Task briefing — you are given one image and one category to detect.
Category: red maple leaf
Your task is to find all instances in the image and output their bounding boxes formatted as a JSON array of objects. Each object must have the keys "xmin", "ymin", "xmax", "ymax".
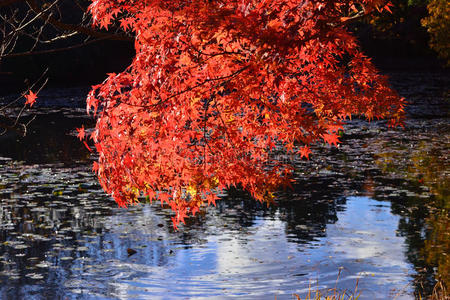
[
  {"xmin": 76, "ymin": 125, "xmax": 86, "ymax": 140},
  {"xmin": 299, "ymin": 146, "xmax": 311, "ymax": 160},
  {"xmin": 322, "ymin": 133, "xmax": 340, "ymax": 147},
  {"xmin": 120, "ymin": 17, "xmax": 134, "ymax": 31},
  {"xmin": 24, "ymin": 90, "xmax": 37, "ymax": 107}
]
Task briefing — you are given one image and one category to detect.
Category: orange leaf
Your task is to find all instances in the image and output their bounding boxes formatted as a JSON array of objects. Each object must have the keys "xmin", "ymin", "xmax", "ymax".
[{"xmin": 24, "ymin": 90, "xmax": 37, "ymax": 107}]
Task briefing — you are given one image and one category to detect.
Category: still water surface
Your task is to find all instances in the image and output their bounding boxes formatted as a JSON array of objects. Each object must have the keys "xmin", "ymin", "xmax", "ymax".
[
  {"xmin": 0, "ymin": 113, "xmax": 436, "ymax": 300},
  {"xmin": 0, "ymin": 158, "xmax": 416, "ymax": 300},
  {"xmin": 0, "ymin": 71, "xmax": 448, "ymax": 299}
]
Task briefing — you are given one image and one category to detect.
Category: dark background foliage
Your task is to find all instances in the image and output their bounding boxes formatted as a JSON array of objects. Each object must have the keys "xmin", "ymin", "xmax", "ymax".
[{"xmin": 0, "ymin": 0, "xmax": 446, "ymax": 93}]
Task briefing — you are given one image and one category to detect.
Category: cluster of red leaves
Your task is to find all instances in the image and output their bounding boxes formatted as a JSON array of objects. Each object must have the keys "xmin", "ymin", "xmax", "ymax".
[{"xmin": 85, "ymin": 0, "xmax": 404, "ymax": 229}]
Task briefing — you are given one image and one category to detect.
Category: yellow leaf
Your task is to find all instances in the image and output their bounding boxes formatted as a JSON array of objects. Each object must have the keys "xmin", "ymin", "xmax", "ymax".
[{"xmin": 186, "ymin": 184, "xmax": 197, "ymax": 197}]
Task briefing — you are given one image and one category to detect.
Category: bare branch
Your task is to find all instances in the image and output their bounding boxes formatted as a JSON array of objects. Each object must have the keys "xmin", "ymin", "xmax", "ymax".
[
  {"xmin": 3, "ymin": 36, "xmax": 110, "ymax": 58},
  {"xmin": 25, "ymin": 0, "xmax": 133, "ymax": 42},
  {"xmin": 0, "ymin": 0, "xmax": 134, "ymax": 135},
  {"xmin": 0, "ymin": 69, "xmax": 48, "ymax": 136}
]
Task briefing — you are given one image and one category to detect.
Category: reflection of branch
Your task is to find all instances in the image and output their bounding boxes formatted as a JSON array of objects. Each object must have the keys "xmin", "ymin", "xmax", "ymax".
[{"xmin": 0, "ymin": 115, "xmax": 26, "ymax": 136}]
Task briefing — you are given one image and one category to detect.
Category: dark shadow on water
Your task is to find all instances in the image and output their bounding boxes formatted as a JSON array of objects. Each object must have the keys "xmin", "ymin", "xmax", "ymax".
[{"xmin": 0, "ymin": 109, "xmax": 93, "ymax": 164}]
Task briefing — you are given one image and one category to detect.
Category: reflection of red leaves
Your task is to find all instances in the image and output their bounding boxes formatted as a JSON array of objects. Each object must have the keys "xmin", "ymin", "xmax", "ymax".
[
  {"xmin": 299, "ymin": 146, "xmax": 311, "ymax": 159},
  {"xmin": 24, "ymin": 90, "xmax": 37, "ymax": 107},
  {"xmin": 76, "ymin": 125, "xmax": 86, "ymax": 140}
]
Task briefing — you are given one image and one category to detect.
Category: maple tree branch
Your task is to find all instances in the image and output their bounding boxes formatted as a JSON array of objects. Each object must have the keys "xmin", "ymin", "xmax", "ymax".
[
  {"xmin": 210, "ymin": 99, "xmax": 237, "ymax": 151},
  {"xmin": 202, "ymin": 97, "xmax": 209, "ymax": 169},
  {"xmin": 109, "ymin": 66, "xmax": 250, "ymax": 110},
  {"xmin": 166, "ymin": 66, "xmax": 250, "ymax": 102},
  {"xmin": 339, "ymin": 6, "xmax": 367, "ymax": 25}
]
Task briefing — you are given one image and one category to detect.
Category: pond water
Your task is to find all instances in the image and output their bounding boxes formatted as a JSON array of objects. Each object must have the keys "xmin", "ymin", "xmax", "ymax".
[{"xmin": 0, "ymin": 71, "xmax": 448, "ymax": 299}]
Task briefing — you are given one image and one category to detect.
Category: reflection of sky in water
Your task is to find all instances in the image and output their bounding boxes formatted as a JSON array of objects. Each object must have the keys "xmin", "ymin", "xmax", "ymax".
[
  {"xmin": 1, "ymin": 73, "xmax": 446, "ymax": 299},
  {"xmin": 84, "ymin": 196, "xmax": 414, "ymax": 300},
  {"xmin": 0, "ymin": 156, "xmax": 416, "ymax": 300}
]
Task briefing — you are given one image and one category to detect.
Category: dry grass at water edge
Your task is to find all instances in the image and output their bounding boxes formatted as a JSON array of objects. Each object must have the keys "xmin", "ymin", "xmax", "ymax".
[
  {"xmin": 276, "ymin": 273, "xmax": 448, "ymax": 299},
  {"xmin": 277, "ymin": 270, "xmax": 361, "ymax": 300},
  {"xmin": 291, "ymin": 283, "xmax": 360, "ymax": 300},
  {"xmin": 420, "ymin": 280, "xmax": 449, "ymax": 300}
]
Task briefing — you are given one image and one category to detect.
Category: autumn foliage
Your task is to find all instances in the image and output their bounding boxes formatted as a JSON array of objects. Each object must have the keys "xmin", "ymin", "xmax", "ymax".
[
  {"xmin": 25, "ymin": 91, "xmax": 38, "ymax": 107},
  {"xmin": 422, "ymin": 0, "xmax": 450, "ymax": 65},
  {"xmin": 84, "ymin": 0, "xmax": 405, "ymax": 228}
]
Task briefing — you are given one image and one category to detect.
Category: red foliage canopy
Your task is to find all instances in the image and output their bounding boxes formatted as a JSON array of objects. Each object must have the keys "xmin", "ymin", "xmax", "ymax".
[{"xmin": 85, "ymin": 0, "xmax": 404, "ymax": 228}]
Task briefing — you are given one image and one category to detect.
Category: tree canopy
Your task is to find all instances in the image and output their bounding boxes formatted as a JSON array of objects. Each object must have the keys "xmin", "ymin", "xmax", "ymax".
[
  {"xmin": 422, "ymin": 0, "xmax": 450, "ymax": 64},
  {"xmin": 84, "ymin": 0, "xmax": 405, "ymax": 228}
]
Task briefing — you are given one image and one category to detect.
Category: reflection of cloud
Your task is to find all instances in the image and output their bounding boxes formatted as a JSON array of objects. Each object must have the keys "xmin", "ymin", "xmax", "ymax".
[
  {"xmin": 214, "ymin": 216, "xmax": 299, "ymax": 277},
  {"xmin": 326, "ymin": 196, "xmax": 412, "ymax": 281},
  {"xmin": 337, "ymin": 238, "xmax": 385, "ymax": 260},
  {"xmin": 95, "ymin": 198, "xmax": 415, "ymax": 299},
  {"xmin": 1, "ymin": 193, "xmax": 415, "ymax": 299}
]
